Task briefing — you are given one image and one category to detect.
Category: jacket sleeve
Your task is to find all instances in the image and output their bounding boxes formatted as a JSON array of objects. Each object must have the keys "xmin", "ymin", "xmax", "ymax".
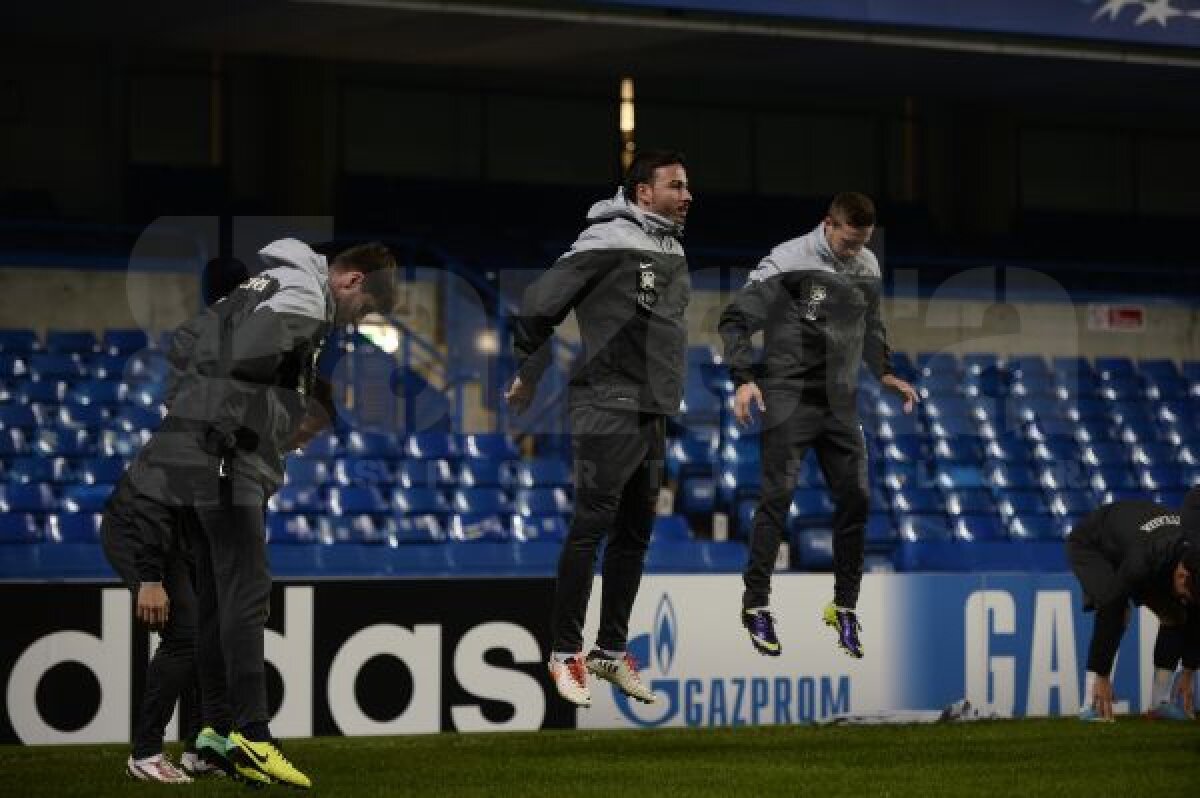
[
  {"xmin": 860, "ymin": 278, "xmax": 894, "ymax": 380},
  {"xmin": 133, "ymin": 526, "xmax": 168, "ymax": 584},
  {"xmin": 512, "ymin": 251, "xmax": 610, "ymax": 386},
  {"xmin": 718, "ymin": 277, "xmax": 780, "ymax": 388},
  {"xmin": 1086, "ymin": 597, "xmax": 1129, "ymax": 676}
]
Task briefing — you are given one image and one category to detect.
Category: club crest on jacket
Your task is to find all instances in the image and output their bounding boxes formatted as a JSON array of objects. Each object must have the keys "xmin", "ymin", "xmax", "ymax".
[{"xmin": 637, "ymin": 265, "xmax": 658, "ymax": 309}]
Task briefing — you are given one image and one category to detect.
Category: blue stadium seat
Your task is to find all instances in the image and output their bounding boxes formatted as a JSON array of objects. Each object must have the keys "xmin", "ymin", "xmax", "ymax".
[
  {"xmin": 329, "ymin": 486, "xmax": 389, "ymax": 515},
  {"xmin": 7, "ymin": 457, "xmax": 72, "ymax": 484},
  {"xmin": 680, "ymin": 476, "xmax": 717, "ymax": 515},
  {"xmin": 1048, "ymin": 491, "xmax": 1092, "ymax": 518},
  {"xmin": 0, "ymin": 354, "xmax": 28, "ymax": 381},
  {"xmin": 268, "ymin": 485, "xmax": 325, "ymax": 514},
  {"xmin": 86, "ymin": 354, "xmax": 127, "ymax": 382},
  {"xmin": 76, "ymin": 457, "xmax": 127, "ymax": 485},
  {"xmin": 44, "ymin": 330, "xmax": 96, "ymax": 354},
  {"xmin": 1177, "ymin": 442, "xmax": 1199, "ymax": 466},
  {"xmin": 935, "ymin": 465, "xmax": 987, "ymax": 491},
  {"xmin": 0, "ymin": 405, "xmax": 38, "ymax": 430},
  {"xmin": 882, "ymin": 437, "xmax": 927, "ymax": 463},
  {"xmin": 996, "ymin": 491, "xmax": 1049, "ymax": 518},
  {"xmin": 17, "ymin": 382, "xmax": 69, "ymax": 408},
  {"xmin": 1132, "ymin": 441, "xmax": 1181, "ymax": 467},
  {"xmin": 342, "ymin": 431, "xmax": 402, "ymax": 458},
  {"xmin": 515, "ymin": 457, "xmax": 573, "ymax": 489},
  {"xmin": 883, "ymin": 462, "xmax": 929, "ymax": 492},
  {"xmin": 0, "ymin": 329, "xmax": 39, "ymax": 354},
  {"xmin": 1107, "ymin": 401, "xmax": 1155, "ymax": 427},
  {"xmin": 462, "ymin": 433, "xmax": 520, "ymax": 461},
  {"xmin": 918, "ymin": 352, "xmax": 960, "ymax": 375},
  {"xmin": 0, "ymin": 483, "xmax": 56, "ymax": 512},
  {"xmin": 1008, "ymin": 377, "xmax": 1057, "ymax": 398},
  {"xmin": 922, "ymin": 396, "xmax": 975, "ymax": 419},
  {"xmin": 405, "ymin": 433, "xmax": 459, "ymax": 461},
  {"xmin": 931, "ymin": 437, "xmax": 984, "ymax": 464},
  {"xmin": 1008, "ymin": 515, "xmax": 1068, "ymax": 541},
  {"xmin": 46, "ymin": 513, "xmax": 103, "ymax": 543},
  {"xmin": 985, "ymin": 434, "xmax": 1032, "ymax": 463},
  {"xmin": 896, "ymin": 514, "xmax": 954, "ymax": 542},
  {"xmin": 928, "ymin": 416, "xmax": 981, "ymax": 439},
  {"xmin": 866, "ymin": 513, "xmax": 895, "ymax": 543},
  {"xmin": 890, "ymin": 352, "xmax": 917, "ymax": 378},
  {"xmin": 653, "ymin": 515, "xmax": 693, "ymax": 541},
  {"xmin": 97, "ymin": 428, "xmax": 149, "ymax": 458},
  {"xmin": 395, "ymin": 460, "xmax": 441, "ymax": 489},
  {"xmin": 300, "ymin": 433, "xmax": 339, "ymax": 458},
  {"xmin": 735, "ymin": 498, "xmax": 758, "ymax": 538},
  {"xmin": 32, "ymin": 429, "xmax": 92, "ymax": 457},
  {"xmin": 68, "ymin": 381, "xmax": 126, "ymax": 406},
  {"xmin": 1099, "ymin": 382, "xmax": 1142, "ymax": 402},
  {"xmin": 720, "ymin": 437, "xmax": 761, "ymax": 466},
  {"xmin": 458, "ymin": 459, "xmax": 515, "ymax": 488},
  {"xmin": 123, "ymin": 382, "xmax": 166, "ymax": 409},
  {"xmin": 962, "ymin": 353, "xmax": 1000, "ymax": 375},
  {"xmin": 448, "ymin": 513, "xmax": 514, "ymax": 543},
  {"xmin": 1082, "ymin": 441, "xmax": 1131, "ymax": 467},
  {"xmin": 515, "ymin": 487, "xmax": 573, "ymax": 517},
  {"xmin": 333, "ymin": 457, "xmax": 394, "ymax": 485},
  {"xmin": 1139, "ymin": 465, "xmax": 1185, "ymax": 492},
  {"xmin": 1156, "ymin": 400, "xmax": 1195, "ymax": 427},
  {"xmin": 1089, "ymin": 466, "xmax": 1138, "ymax": 493},
  {"xmin": 124, "ymin": 351, "xmax": 170, "ymax": 383},
  {"xmin": 1094, "ymin": 357, "xmax": 1135, "ymax": 381},
  {"xmin": 61, "ymin": 484, "xmax": 114, "ymax": 512},
  {"xmin": 29, "ymin": 354, "xmax": 86, "ymax": 381},
  {"xmin": 963, "ymin": 370, "xmax": 1010, "ymax": 400},
  {"xmin": 1075, "ymin": 419, "xmax": 1117, "ymax": 443},
  {"xmin": 667, "ymin": 435, "xmax": 717, "ymax": 481},
  {"xmin": 513, "ymin": 515, "xmax": 568, "ymax": 543},
  {"xmin": 1031, "ymin": 438, "xmax": 1081, "ymax": 463},
  {"xmin": 944, "ymin": 489, "xmax": 995, "ymax": 515},
  {"xmin": 1141, "ymin": 372, "xmax": 1186, "ymax": 401},
  {"xmin": 266, "ymin": 514, "xmax": 323, "ymax": 544},
  {"xmin": 791, "ymin": 526, "xmax": 833, "ymax": 570},
  {"xmin": 394, "ymin": 515, "xmax": 447, "ymax": 543},
  {"xmin": 892, "ymin": 487, "xmax": 943, "ymax": 514},
  {"xmin": 1152, "ymin": 490, "xmax": 1188, "ymax": 508},
  {"xmin": 791, "ymin": 488, "xmax": 835, "ymax": 520},
  {"xmin": 985, "ymin": 462, "xmax": 1040, "ymax": 490},
  {"xmin": 0, "ymin": 513, "xmax": 43, "ymax": 543},
  {"xmin": 1009, "ymin": 355, "xmax": 1051, "ymax": 381},
  {"xmin": 325, "ymin": 515, "xmax": 394, "ymax": 545},
  {"xmin": 681, "ymin": 387, "xmax": 723, "ymax": 425},
  {"xmin": 102, "ymin": 329, "xmax": 149, "ymax": 355},
  {"xmin": 57, "ymin": 404, "xmax": 110, "ymax": 429},
  {"xmin": 954, "ymin": 514, "xmax": 1008, "ymax": 542},
  {"xmin": 113, "ymin": 405, "xmax": 163, "ymax": 433},
  {"xmin": 0, "ymin": 430, "xmax": 27, "ymax": 457},
  {"xmin": 877, "ymin": 414, "xmax": 924, "ymax": 439},
  {"xmin": 393, "ymin": 487, "xmax": 451, "ymax": 515},
  {"xmin": 285, "ymin": 458, "xmax": 331, "ymax": 486},
  {"xmin": 873, "ymin": 392, "xmax": 914, "ymax": 418}
]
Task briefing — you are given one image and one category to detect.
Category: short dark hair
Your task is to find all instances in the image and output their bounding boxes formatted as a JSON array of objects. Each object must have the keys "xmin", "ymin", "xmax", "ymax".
[
  {"xmin": 333, "ymin": 242, "xmax": 398, "ymax": 314},
  {"xmin": 623, "ymin": 149, "xmax": 687, "ymax": 203},
  {"xmin": 828, "ymin": 192, "xmax": 877, "ymax": 228}
]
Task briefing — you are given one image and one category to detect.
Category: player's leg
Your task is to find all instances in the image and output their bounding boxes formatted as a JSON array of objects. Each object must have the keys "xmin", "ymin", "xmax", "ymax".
[
  {"xmin": 194, "ymin": 475, "xmax": 308, "ymax": 788},
  {"xmin": 741, "ymin": 388, "xmax": 818, "ymax": 656},
  {"xmin": 548, "ymin": 405, "xmax": 648, "ymax": 706},
  {"xmin": 99, "ymin": 479, "xmax": 192, "ymax": 784},
  {"xmin": 587, "ymin": 412, "xmax": 663, "ymax": 703},
  {"xmin": 814, "ymin": 409, "xmax": 870, "ymax": 658},
  {"xmin": 1146, "ymin": 624, "xmax": 1190, "ymax": 719}
]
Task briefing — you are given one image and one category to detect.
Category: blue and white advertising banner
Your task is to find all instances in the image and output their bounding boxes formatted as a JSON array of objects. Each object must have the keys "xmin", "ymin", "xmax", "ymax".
[
  {"xmin": 579, "ymin": 573, "xmax": 1169, "ymax": 729},
  {"xmin": 588, "ymin": 1, "xmax": 1200, "ymax": 50}
]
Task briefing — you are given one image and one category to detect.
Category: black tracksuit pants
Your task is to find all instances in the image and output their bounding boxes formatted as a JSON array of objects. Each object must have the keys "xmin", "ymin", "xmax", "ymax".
[
  {"xmin": 100, "ymin": 481, "xmax": 231, "ymax": 758},
  {"xmin": 550, "ymin": 405, "xmax": 665, "ymax": 654},
  {"xmin": 743, "ymin": 387, "xmax": 869, "ymax": 611},
  {"xmin": 186, "ymin": 473, "xmax": 273, "ymax": 736}
]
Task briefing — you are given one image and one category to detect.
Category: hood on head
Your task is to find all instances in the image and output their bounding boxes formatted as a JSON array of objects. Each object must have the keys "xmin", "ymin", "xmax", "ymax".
[
  {"xmin": 258, "ymin": 238, "xmax": 329, "ymax": 282},
  {"xmin": 587, "ymin": 189, "xmax": 682, "ymax": 238}
]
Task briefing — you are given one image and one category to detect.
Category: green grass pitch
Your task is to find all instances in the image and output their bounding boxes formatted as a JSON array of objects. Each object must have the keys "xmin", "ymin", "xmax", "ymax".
[{"xmin": 1, "ymin": 720, "xmax": 1197, "ymax": 797}]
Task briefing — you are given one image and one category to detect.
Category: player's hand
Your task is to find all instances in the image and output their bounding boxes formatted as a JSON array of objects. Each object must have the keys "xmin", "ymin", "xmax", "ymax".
[
  {"xmin": 505, "ymin": 375, "xmax": 534, "ymax": 416},
  {"xmin": 882, "ymin": 374, "xmax": 919, "ymax": 414},
  {"xmin": 1092, "ymin": 675, "xmax": 1115, "ymax": 720},
  {"xmin": 1174, "ymin": 668, "xmax": 1195, "ymax": 715},
  {"xmin": 137, "ymin": 582, "xmax": 170, "ymax": 631},
  {"xmin": 734, "ymin": 382, "xmax": 765, "ymax": 427}
]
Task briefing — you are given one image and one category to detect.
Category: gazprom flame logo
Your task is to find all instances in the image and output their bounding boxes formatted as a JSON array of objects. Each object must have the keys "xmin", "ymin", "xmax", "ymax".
[{"xmin": 614, "ymin": 594, "xmax": 681, "ymax": 727}]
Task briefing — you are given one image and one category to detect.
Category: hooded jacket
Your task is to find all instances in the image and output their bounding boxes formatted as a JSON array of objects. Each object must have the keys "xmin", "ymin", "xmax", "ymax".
[
  {"xmin": 718, "ymin": 223, "xmax": 892, "ymax": 407},
  {"xmin": 1070, "ymin": 500, "xmax": 1198, "ymax": 674},
  {"xmin": 130, "ymin": 238, "xmax": 334, "ymax": 494},
  {"xmin": 512, "ymin": 190, "xmax": 690, "ymax": 415}
]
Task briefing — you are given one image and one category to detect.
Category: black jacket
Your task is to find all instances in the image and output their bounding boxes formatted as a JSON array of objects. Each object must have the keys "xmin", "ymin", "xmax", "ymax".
[
  {"xmin": 513, "ymin": 191, "xmax": 690, "ymax": 415},
  {"xmin": 719, "ymin": 224, "xmax": 892, "ymax": 407},
  {"xmin": 1070, "ymin": 500, "xmax": 1198, "ymax": 673},
  {"xmin": 130, "ymin": 239, "xmax": 333, "ymax": 495}
]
